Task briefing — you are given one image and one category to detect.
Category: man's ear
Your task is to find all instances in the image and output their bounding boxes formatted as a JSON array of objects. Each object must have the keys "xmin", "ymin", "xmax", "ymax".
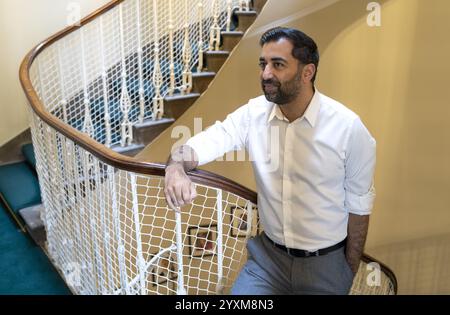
[{"xmin": 302, "ymin": 64, "xmax": 316, "ymax": 83}]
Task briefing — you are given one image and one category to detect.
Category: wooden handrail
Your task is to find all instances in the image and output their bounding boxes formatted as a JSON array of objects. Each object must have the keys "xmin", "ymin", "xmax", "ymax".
[{"xmin": 18, "ymin": 0, "xmax": 257, "ymax": 204}]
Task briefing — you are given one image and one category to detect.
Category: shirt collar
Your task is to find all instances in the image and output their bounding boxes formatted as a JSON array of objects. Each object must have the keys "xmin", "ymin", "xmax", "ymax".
[
  {"xmin": 268, "ymin": 89, "xmax": 321, "ymax": 128},
  {"xmin": 268, "ymin": 102, "xmax": 289, "ymax": 123}
]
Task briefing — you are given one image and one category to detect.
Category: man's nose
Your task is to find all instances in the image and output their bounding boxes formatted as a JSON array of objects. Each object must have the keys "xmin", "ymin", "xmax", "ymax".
[{"xmin": 261, "ymin": 65, "xmax": 274, "ymax": 80}]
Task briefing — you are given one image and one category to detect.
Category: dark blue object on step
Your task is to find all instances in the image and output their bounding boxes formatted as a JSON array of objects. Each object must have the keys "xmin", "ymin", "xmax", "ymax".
[{"xmin": 0, "ymin": 162, "xmax": 41, "ymax": 213}]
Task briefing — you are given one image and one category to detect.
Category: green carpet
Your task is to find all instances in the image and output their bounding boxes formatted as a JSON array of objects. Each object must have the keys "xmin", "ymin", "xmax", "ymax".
[{"xmin": 0, "ymin": 202, "xmax": 70, "ymax": 295}]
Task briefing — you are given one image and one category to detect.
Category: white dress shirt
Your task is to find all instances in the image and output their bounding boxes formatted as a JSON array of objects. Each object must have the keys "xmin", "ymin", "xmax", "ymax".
[{"xmin": 186, "ymin": 90, "xmax": 376, "ymax": 251}]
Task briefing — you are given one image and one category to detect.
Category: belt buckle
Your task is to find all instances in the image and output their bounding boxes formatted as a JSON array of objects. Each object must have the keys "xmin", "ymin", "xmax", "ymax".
[{"xmin": 304, "ymin": 250, "xmax": 320, "ymax": 257}]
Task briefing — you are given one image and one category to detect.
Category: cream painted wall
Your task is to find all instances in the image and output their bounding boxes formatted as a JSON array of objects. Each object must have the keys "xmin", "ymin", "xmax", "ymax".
[
  {"xmin": 139, "ymin": 0, "xmax": 450, "ymax": 248},
  {"xmin": 0, "ymin": 0, "xmax": 110, "ymax": 146},
  {"xmin": 314, "ymin": 0, "xmax": 450, "ymax": 247}
]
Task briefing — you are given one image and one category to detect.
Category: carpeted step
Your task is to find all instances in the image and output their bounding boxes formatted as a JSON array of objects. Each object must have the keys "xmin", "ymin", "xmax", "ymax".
[
  {"xmin": 0, "ymin": 202, "xmax": 70, "ymax": 294},
  {"xmin": 0, "ymin": 162, "xmax": 41, "ymax": 215}
]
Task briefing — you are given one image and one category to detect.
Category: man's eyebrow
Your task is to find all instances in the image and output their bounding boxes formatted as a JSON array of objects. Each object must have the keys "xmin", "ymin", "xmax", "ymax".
[
  {"xmin": 270, "ymin": 57, "xmax": 287, "ymax": 63},
  {"xmin": 259, "ymin": 57, "xmax": 288, "ymax": 63}
]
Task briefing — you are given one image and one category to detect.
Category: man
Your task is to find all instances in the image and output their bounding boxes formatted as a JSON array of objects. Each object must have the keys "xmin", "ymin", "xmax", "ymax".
[{"xmin": 164, "ymin": 27, "xmax": 376, "ymax": 295}]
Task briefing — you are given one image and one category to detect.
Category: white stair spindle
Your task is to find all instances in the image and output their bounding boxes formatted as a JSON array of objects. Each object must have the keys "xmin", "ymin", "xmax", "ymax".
[
  {"xmin": 108, "ymin": 167, "xmax": 129, "ymax": 294},
  {"xmin": 197, "ymin": 1, "xmax": 204, "ymax": 73},
  {"xmin": 82, "ymin": 151, "xmax": 100, "ymax": 294},
  {"xmin": 175, "ymin": 210, "xmax": 187, "ymax": 295},
  {"xmin": 64, "ymin": 141, "xmax": 83, "ymax": 291},
  {"xmin": 216, "ymin": 189, "xmax": 224, "ymax": 294},
  {"xmin": 119, "ymin": 4, "xmax": 133, "ymax": 146},
  {"xmin": 226, "ymin": 0, "xmax": 233, "ymax": 32},
  {"xmin": 136, "ymin": 0, "xmax": 145, "ymax": 123},
  {"xmin": 209, "ymin": 0, "xmax": 221, "ymax": 51},
  {"xmin": 99, "ymin": 17, "xmax": 112, "ymax": 147},
  {"xmin": 130, "ymin": 173, "xmax": 146, "ymax": 295},
  {"xmin": 80, "ymin": 29, "xmax": 94, "ymax": 138},
  {"xmin": 94, "ymin": 160, "xmax": 114, "ymax": 293},
  {"xmin": 182, "ymin": 0, "xmax": 192, "ymax": 95},
  {"xmin": 168, "ymin": 0, "xmax": 176, "ymax": 96},
  {"xmin": 239, "ymin": 0, "xmax": 250, "ymax": 12},
  {"xmin": 57, "ymin": 43, "xmax": 68, "ymax": 123},
  {"xmin": 152, "ymin": 0, "xmax": 164, "ymax": 119},
  {"xmin": 246, "ymin": 201, "xmax": 253, "ymax": 239},
  {"xmin": 69, "ymin": 143, "xmax": 88, "ymax": 293}
]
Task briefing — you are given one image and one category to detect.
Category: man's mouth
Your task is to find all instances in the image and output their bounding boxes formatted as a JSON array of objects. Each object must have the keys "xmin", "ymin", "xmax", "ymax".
[{"xmin": 263, "ymin": 84, "xmax": 278, "ymax": 93}]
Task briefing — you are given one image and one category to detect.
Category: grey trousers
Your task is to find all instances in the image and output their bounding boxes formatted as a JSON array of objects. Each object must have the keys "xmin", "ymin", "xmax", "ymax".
[{"xmin": 231, "ymin": 233, "xmax": 355, "ymax": 295}]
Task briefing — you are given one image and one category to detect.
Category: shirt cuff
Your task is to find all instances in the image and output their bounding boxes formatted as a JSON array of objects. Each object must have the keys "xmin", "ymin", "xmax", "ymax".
[
  {"xmin": 185, "ymin": 137, "xmax": 208, "ymax": 166},
  {"xmin": 345, "ymin": 185, "xmax": 376, "ymax": 215}
]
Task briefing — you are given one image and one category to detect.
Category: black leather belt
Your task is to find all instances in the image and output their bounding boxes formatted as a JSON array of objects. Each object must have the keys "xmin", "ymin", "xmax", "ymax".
[{"xmin": 264, "ymin": 233, "xmax": 346, "ymax": 257}]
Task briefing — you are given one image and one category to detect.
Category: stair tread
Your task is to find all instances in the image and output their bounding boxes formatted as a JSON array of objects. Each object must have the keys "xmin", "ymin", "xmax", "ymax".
[
  {"xmin": 19, "ymin": 204, "xmax": 44, "ymax": 230},
  {"xmin": 205, "ymin": 51, "xmax": 230, "ymax": 56},
  {"xmin": 221, "ymin": 31, "xmax": 245, "ymax": 36},
  {"xmin": 134, "ymin": 117, "xmax": 175, "ymax": 128},
  {"xmin": 235, "ymin": 10, "xmax": 258, "ymax": 16},
  {"xmin": 165, "ymin": 93, "xmax": 201, "ymax": 101},
  {"xmin": 192, "ymin": 72, "xmax": 216, "ymax": 78},
  {"xmin": 111, "ymin": 143, "xmax": 145, "ymax": 154}
]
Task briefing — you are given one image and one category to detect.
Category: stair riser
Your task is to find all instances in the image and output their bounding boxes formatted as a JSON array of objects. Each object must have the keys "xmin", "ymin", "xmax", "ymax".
[
  {"xmin": 236, "ymin": 14, "xmax": 257, "ymax": 32},
  {"xmin": 222, "ymin": 34, "xmax": 243, "ymax": 52},
  {"xmin": 164, "ymin": 97, "xmax": 199, "ymax": 119},
  {"xmin": 205, "ymin": 53, "xmax": 229, "ymax": 73},
  {"xmin": 192, "ymin": 75, "xmax": 215, "ymax": 94},
  {"xmin": 133, "ymin": 122, "xmax": 173, "ymax": 145}
]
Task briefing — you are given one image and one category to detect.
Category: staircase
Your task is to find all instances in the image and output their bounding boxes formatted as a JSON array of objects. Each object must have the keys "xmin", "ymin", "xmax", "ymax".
[
  {"xmin": 15, "ymin": 0, "xmax": 267, "ymax": 241},
  {"xmin": 54, "ymin": 0, "xmax": 268, "ymax": 157},
  {"xmin": 0, "ymin": 143, "xmax": 70, "ymax": 294},
  {"xmin": 125, "ymin": 1, "xmax": 266, "ymax": 157}
]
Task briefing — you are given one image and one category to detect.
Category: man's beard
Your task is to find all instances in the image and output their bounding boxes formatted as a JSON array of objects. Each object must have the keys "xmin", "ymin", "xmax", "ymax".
[{"xmin": 261, "ymin": 72, "xmax": 302, "ymax": 105}]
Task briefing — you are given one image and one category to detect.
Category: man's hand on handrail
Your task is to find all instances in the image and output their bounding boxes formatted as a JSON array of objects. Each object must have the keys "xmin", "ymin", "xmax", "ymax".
[{"xmin": 164, "ymin": 145, "xmax": 199, "ymax": 211}]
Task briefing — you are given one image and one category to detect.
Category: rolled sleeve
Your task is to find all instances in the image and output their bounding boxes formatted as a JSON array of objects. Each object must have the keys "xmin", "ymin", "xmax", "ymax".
[
  {"xmin": 345, "ymin": 184, "xmax": 376, "ymax": 215},
  {"xmin": 344, "ymin": 117, "xmax": 377, "ymax": 215},
  {"xmin": 185, "ymin": 104, "xmax": 250, "ymax": 166}
]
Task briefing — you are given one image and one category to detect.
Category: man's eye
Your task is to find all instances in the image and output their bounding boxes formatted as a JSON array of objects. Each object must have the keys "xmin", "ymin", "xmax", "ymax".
[
  {"xmin": 274, "ymin": 63, "xmax": 284, "ymax": 68},
  {"xmin": 258, "ymin": 62, "xmax": 266, "ymax": 69}
]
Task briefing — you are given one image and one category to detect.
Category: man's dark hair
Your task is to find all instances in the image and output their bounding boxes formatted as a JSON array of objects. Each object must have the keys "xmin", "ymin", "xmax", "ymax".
[{"xmin": 260, "ymin": 27, "xmax": 319, "ymax": 83}]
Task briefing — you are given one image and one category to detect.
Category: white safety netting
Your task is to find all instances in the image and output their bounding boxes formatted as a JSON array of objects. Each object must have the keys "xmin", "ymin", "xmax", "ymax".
[
  {"xmin": 31, "ymin": 0, "xmax": 248, "ymax": 147},
  {"xmin": 29, "ymin": 110, "xmax": 259, "ymax": 295},
  {"xmin": 26, "ymin": 0, "xmax": 264, "ymax": 296}
]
